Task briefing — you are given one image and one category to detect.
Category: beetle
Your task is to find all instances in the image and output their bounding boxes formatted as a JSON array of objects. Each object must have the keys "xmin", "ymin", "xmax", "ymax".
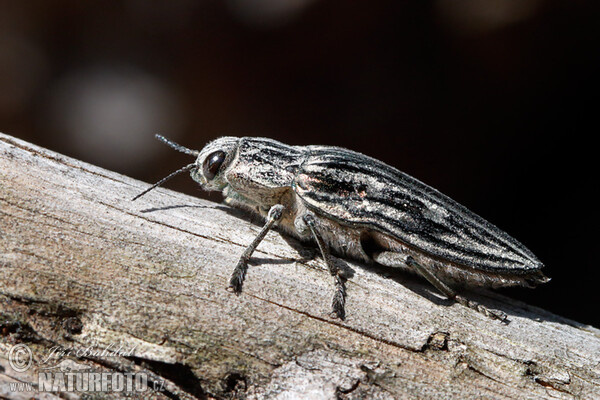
[{"xmin": 133, "ymin": 135, "xmax": 549, "ymax": 322}]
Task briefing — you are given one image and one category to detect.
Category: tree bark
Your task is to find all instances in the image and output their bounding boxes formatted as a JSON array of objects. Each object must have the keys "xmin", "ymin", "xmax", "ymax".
[{"xmin": 0, "ymin": 132, "xmax": 599, "ymax": 399}]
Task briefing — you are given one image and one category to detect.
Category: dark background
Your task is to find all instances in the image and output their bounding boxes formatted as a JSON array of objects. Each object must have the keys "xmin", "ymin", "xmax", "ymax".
[{"xmin": 1, "ymin": 1, "xmax": 597, "ymax": 326}]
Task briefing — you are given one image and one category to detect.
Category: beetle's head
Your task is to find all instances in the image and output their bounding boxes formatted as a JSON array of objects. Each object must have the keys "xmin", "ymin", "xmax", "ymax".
[
  {"xmin": 132, "ymin": 135, "xmax": 239, "ymax": 201},
  {"xmin": 191, "ymin": 136, "xmax": 239, "ymax": 191}
]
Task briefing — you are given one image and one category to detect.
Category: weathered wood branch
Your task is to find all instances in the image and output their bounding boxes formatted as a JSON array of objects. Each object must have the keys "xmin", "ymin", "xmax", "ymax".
[{"xmin": 0, "ymin": 132, "xmax": 599, "ymax": 399}]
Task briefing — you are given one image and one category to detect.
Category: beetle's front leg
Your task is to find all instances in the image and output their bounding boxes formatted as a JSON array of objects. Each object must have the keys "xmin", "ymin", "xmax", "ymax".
[
  {"xmin": 229, "ymin": 204, "xmax": 285, "ymax": 293},
  {"xmin": 298, "ymin": 213, "xmax": 347, "ymax": 320}
]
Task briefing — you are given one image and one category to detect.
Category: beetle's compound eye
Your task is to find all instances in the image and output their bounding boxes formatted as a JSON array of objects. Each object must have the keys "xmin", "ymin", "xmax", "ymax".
[{"xmin": 203, "ymin": 151, "xmax": 226, "ymax": 180}]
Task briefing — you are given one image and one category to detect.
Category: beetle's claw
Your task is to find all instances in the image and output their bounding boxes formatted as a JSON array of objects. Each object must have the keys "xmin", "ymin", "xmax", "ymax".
[
  {"xmin": 330, "ymin": 307, "xmax": 346, "ymax": 321},
  {"xmin": 227, "ymin": 283, "xmax": 243, "ymax": 294}
]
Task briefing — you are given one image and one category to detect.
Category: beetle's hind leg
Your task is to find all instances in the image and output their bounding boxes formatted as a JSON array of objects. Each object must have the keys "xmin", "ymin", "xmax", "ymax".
[
  {"xmin": 374, "ymin": 252, "xmax": 508, "ymax": 323},
  {"xmin": 228, "ymin": 204, "xmax": 285, "ymax": 293},
  {"xmin": 301, "ymin": 213, "xmax": 348, "ymax": 320}
]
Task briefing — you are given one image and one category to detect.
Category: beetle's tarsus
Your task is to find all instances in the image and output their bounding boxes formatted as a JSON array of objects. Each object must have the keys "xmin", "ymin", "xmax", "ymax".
[
  {"xmin": 454, "ymin": 295, "xmax": 508, "ymax": 323},
  {"xmin": 228, "ymin": 262, "xmax": 246, "ymax": 294},
  {"xmin": 331, "ymin": 275, "xmax": 347, "ymax": 320}
]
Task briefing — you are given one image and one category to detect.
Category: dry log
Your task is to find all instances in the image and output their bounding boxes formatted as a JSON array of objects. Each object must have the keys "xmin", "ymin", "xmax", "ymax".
[{"xmin": 1, "ymin": 132, "xmax": 599, "ymax": 399}]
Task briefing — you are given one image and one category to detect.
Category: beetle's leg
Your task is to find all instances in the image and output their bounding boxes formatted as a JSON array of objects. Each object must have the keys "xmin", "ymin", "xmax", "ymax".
[
  {"xmin": 302, "ymin": 213, "xmax": 347, "ymax": 320},
  {"xmin": 228, "ymin": 204, "xmax": 285, "ymax": 293},
  {"xmin": 406, "ymin": 257, "xmax": 508, "ymax": 323},
  {"xmin": 373, "ymin": 251, "xmax": 508, "ymax": 323}
]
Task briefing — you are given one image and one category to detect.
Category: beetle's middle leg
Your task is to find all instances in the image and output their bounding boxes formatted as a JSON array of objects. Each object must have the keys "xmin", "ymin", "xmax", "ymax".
[
  {"xmin": 374, "ymin": 251, "xmax": 508, "ymax": 323},
  {"xmin": 229, "ymin": 204, "xmax": 285, "ymax": 293},
  {"xmin": 301, "ymin": 213, "xmax": 348, "ymax": 320}
]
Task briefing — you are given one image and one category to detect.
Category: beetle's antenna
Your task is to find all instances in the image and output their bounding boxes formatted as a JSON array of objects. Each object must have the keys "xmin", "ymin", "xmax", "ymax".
[
  {"xmin": 155, "ymin": 134, "xmax": 200, "ymax": 156},
  {"xmin": 132, "ymin": 135, "xmax": 200, "ymax": 201},
  {"xmin": 132, "ymin": 163, "xmax": 196, "ymax": 201}
]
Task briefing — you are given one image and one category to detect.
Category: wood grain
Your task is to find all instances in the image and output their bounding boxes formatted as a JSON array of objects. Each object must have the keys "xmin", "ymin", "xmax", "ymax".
[{"xmin": 1, "ymin": 132, "xmax": 599, "ymax": 399}]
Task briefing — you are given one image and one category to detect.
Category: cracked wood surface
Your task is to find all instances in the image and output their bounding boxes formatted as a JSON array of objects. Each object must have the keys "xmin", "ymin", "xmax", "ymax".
[{"xmin": 0, "ymin": 132, "xmax": 599, "ymax": 399}]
